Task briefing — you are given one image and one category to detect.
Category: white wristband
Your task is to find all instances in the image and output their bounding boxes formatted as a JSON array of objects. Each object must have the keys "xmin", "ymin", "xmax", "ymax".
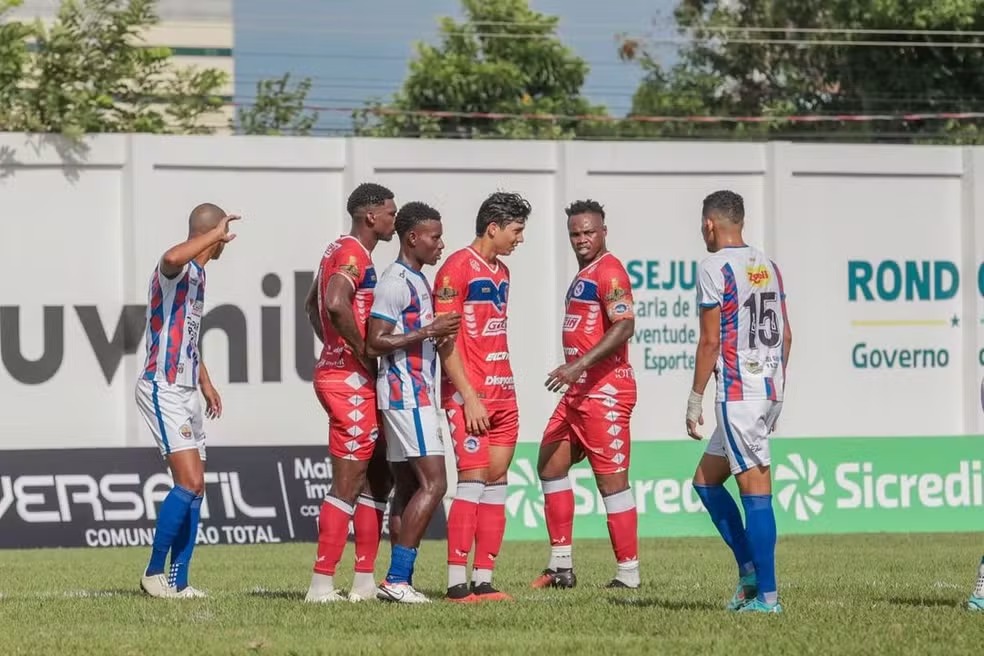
[{"xmin": 686, "ymin": 390, "xmax": 703, "ymax": 423}]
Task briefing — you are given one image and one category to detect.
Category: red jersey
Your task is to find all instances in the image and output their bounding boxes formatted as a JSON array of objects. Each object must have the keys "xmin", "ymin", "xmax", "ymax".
[
  {"xmin": 314, "ymin": 235, "xmax": 377, "ymax": 385},
  {"xmin": 434, "ymin": 247, "xmax": 515, "ymax": 407},
  {"xmin": 563, "ymin": 252, "xmax": 636, "ymax": 395}
]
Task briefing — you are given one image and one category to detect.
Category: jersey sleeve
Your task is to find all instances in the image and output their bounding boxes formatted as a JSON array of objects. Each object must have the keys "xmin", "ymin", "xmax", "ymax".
[
  {"xmin": 156, "ymin": 262, "xmax": 188, "ymax": 287},
  {"xmin": 370, "ymin": 274, "xmax": 409, "ymax": 325},
  {"xmin": 322, "ymin": 244, "xmax": 366, "ymax": 289},
  {"xmin": 597, "ymin": 262, "xmax": 635, "ymax": 323},
  {"xmin": 433, "ymin": 260, "xmax": 465, "ymax": 315},
  {"xmin": 696, "ymin": 261, "xmax": 724, "ymax": 308}
]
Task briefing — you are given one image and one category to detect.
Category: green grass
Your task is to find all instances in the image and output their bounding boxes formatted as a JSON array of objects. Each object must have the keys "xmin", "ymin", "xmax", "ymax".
[{"xmin": 1, "ymin": 534, "xmax": 982, "ymax": 655}]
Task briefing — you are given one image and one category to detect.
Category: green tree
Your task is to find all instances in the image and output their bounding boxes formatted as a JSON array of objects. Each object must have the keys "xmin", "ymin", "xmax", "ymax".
[
  {"xmin": 0, "ymin": 0, "xmax": 227, "ymax": 137},
  {"xmin": 234, "ymin": 73, "xmax": 319, "ymax": 136},
  {"xmin": 620, "ymin": 0, "xmax": 984, "ymax": 142},
  {"xmin": 355, "ymin": 0, "xmax": 607, "ymax": 139}
]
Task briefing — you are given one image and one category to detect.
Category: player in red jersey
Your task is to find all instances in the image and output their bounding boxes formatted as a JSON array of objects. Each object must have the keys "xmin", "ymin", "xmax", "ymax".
[
  {"xmin": 434, "ymin": 191, "xmax": 532, "ymax": 602},
  {"xmin": 532, "ymin": 199, "xmax": 640, "ymax": 590},
  {"xmin": 304, "ymin": 183, "xmax": 398, "ymax": 603}
]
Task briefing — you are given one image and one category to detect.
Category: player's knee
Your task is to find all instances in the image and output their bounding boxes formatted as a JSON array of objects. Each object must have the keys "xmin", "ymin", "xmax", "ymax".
[
  {"xmin": 420, "ymin": 475, "xmax": 448, "ymax": 501},
  {"xmin": 183, "ymin": 477, "xmax": 205, "ymax": 497}
]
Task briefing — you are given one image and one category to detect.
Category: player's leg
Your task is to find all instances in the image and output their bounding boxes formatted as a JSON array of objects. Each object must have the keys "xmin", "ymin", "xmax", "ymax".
[
  {"xmin": 725, "ymin": 401, "xmax": 782, "ymax": 614},
  {"xmin": 693, "ymin": 429, "xmax": 756, "ymax": 610},
  {"xmin": 134, "ymin": 380, "xmax": 204, "ymax": 599},
  {"xmin": 445, "ymin": 401, "xmax": 488, "ymax": 602},
  {"xmin": 376, "ymin": 408, "xmax": 445, "ymax": 603},
  {"xmin": 306, "ymin": 386, "xmax": 374, "ymax": 603},
  {"xmin": 968, "ymin": 555, "xmax": 984, "ymax": 610},
  {"xmin": 167, "ymin": 393, "xmax": 208, "ymax": 599},
  {"xmin": 470, "ymin": 406, "xmax": 519, "ymax": 600},
  {"xmin": 531, "ymin": 399, "xmax": 577, "ymax": 589},
  {"xmin": 578, "ymin": 396, "xmax": 639, "ymax": 589},
  {"xmin": 350, "ymin": 429, "xmax": 392, "ymax": 600}
]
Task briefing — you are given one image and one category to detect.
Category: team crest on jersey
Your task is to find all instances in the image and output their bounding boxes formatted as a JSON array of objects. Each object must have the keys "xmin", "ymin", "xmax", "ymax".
[
  {"xmin": 179, "ymin": 424, "xmax": 192, "ymax": 439},
  {"xmin": 747, "ymin": 265, "xmax": 770, "ymax": 287},
  {"xmin": 436, "ymin": 276, "xmax": 457, "ymax": 301},
  {"xmin": 464, "ymin": 436, "xmax": 480, "ymax": 453},
  {"xmin": 341, "ymin": 256, "xmax": 361, "ymax": 280},
  {"xmin": 604, "ymin": 279, "xmax": 627, "ymax": 302}
]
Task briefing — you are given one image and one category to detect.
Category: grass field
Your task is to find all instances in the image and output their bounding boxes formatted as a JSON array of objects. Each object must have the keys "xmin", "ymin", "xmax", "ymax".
[{"xmin": 1, "ymin": 533, "xmax": 982, "ymax": 655}]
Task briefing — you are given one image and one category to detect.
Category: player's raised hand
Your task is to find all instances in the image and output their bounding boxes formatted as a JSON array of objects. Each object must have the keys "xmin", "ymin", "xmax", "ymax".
[
  {"xmin": 544, "ymin": 362, "xmax": 584, "ymax": 394},
  {"xmin": 202, "ymin": 381, "xmax": 223, "ymax": 420},
  {"xmin": 218, "ymin": 214, "xmax": 242, "ymax": 242},
  {"xmin": 463, "ymin": 396, "xmax": 490, "ymax": 435},
  {"xmin": 685, "ymin": 390, "xmax": 704, "ymax": 440}
]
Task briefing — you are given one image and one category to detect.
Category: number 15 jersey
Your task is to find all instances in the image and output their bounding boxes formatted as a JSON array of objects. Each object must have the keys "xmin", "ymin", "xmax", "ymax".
[{"xmin": 696, "ymin": 245, "xmax": 788, "ymax": 404}]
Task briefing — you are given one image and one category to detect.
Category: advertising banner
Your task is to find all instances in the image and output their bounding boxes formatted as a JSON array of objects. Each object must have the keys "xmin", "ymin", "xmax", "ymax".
[
  {"xmin": 503, "ymin": 436, "xmax": 984, "ymax": 541},
  {"xmin": 0, "ymin": 446, "xmax": 446, "ymax": 549}
]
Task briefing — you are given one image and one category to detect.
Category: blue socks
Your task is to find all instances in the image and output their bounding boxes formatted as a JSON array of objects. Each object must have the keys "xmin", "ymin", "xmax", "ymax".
[
  {"xmin": 385, "ymin": 544, "xmax": 418, "ymax": 585},
  {"xmin": 169, "ymin": 494, "xmax": 203, "ymax": 590},
  {"xmin": 741, "ymin": 494, "xmax": 778, "ymax": 604},
  {"xmin": 694, "ymin": 484, "xmax": 755, "ymax": 575},
  {"xmin": 145, "ymin": 485, "xmax": 195, "ymax": 578}
]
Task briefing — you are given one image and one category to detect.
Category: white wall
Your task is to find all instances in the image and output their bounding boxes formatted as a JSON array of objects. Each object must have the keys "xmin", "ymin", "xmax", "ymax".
[{"xmin": 0, "ymin": 133, "xmax": 979, "ymax": 450}]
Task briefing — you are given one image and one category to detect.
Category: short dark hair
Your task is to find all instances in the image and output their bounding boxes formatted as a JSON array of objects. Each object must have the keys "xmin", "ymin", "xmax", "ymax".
[
  {"xmin": 702, "ymin": 190, "xmax": 744, "ymax": 224},
  {"xmin": 475, "ymin": 191, "xmax": 532, "ymax": 236},
  {"xmin": 565, "ymin": 199, "xmax": 605, "ymax": 221},
  {"xmin": 395, "ymin": 201, "xmax": 441, "ymax": 238},
  {"xmin": 347, "ymin": 182, "xmax": 394, "ymax": 218}
]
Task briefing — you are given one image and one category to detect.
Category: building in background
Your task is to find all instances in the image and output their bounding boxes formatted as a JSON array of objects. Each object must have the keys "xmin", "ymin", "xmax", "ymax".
[{"xmin": 9, "ymin": 0, "xmax": 235, "ymax": 133}]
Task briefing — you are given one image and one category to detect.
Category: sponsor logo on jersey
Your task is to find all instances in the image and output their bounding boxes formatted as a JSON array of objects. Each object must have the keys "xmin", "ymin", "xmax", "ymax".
[
  {"xmin": 484, "ymin": 375, "xmax": 514, "ymax": 387},
  {"xmin": 747, "ymin": 265, "xmax": 770, "ymax": 287},
  {"xmin": 482, "ymin": 318, "xmax": 508, "ymax": 336},
  {"xmin": 485, "ymin": 351, "xmax": 510, "ymax": 362},
  {"xmin": 562, "ymin": 314, "xmax": 582, "ymax": 332}
]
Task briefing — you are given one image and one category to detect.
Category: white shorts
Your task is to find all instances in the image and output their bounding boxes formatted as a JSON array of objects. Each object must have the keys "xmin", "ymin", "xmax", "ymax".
[
  {"xmin": 135, "ymin": 379, "xmax": 206, "ymax": 460},
  {"xmin": 381, "ymin": 406, "xmax": 445, "ymax": 462},
  {"xmin": 705, "ymin": 400, "xmax": 781, "ymax": 475}
]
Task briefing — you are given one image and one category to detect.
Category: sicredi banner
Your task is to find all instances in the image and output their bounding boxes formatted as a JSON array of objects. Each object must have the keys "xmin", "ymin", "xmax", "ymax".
[
  {"xmin": 0, "ymin": 446, "xmax": 447, "ymax": 549},
  {"xmin": 504, "ymin": 438, "xmax": 984, "ymax": 540}
]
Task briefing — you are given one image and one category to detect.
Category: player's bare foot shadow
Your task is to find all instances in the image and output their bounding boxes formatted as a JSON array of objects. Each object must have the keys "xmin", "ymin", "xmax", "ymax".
[
  {"xmin": 248, "ymin": 589, "xmax": 304, "ymax": 601},
  {"xmin": 609, "ymin": 597, "xmax": 720, "ymax": 611},
  {"xmin": 884, "ymin": 596, "xmax": 961, "ymax": 609}
]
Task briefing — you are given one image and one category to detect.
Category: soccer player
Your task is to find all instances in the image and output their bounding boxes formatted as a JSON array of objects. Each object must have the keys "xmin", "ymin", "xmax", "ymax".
[
  {"xmin": 685, "ymin": 190, "xmax": 792, "ymax": 614},
  {"xmin": 434, "ymin": 191, "xmax": 532, "ymax": 602},
  {"xmin": 365, "ymin": 202, "xmax": 461, "ymax": 603},
  {"xmin": 532, "ymin": 200, "xmax": 640, "ymax": 590},
  {"xmin": 304, "ymin": 183, "xmax": 398, "ymax": 603},
  {"xmin": 134, "ymin": 203, "xmax": 240, "ymax": 599}
]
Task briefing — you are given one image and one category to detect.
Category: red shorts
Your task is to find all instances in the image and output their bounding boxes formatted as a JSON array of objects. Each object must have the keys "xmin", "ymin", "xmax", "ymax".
[
  {"xmin": 314, "ymin": 381, "xmax": 384, "ymax": 462},
  {"xmin": 541, "ymin": 390, "xmax": 636, "ymax": 475},
  {"xmin": 444, "ymin": 401, "xmax": 519, "ymax": 472}
]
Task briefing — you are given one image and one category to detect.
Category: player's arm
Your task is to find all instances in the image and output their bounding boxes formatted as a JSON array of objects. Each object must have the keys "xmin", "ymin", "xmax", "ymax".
[
  {"xmin": 304, "ymin": 274, "xmax": 323, "ymax": 343},
  {"xmin": 434, "ymin": 270, "xmax": 490, "ymax": 434},
  {"xmin": 159, "ymin": 214, "xmax": 240, "ymax": 279},
  {"xmin": 323, "ymin": 273, "xmax": 370, "ymax": 366},
  {"xmin": 199, "ymin": 361, "xmax": 222, "ymax": 419},
  {"xmin": 545, "ymin": 269, "xmax": 636, "ymax": 392},
  {"xmin": 366, "ymin": 279, "xmax": 460, "ymax": 357},
  {"xmin": 686, "ymin": 264, "xmax": 722, "ymax": 439},
  {"xmin": 367, "ymin": 315, "xmax": 460, "ymax": 358}
]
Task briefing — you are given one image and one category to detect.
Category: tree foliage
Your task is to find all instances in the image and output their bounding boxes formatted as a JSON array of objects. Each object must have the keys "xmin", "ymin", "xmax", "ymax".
[
  {"xmin": 620, "ymin": 0, "xmax": 984, "ymax": 142},
  {"xmin": 355, "ymin": 0, "xmax": 607, "ymax": 139},
  {"xmin": 234, "ymin": 73, "xmax": 319, "ymax": 136},
  {"xmin": 0, "ymin": 0, "xmax": 226, "ymax": 137}
]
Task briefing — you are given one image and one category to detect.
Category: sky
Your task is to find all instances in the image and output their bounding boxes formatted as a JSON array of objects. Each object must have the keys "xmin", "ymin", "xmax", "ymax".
[{"xmin": 233, "ymin": 0, "xmax": 680, "ymax": 133}]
